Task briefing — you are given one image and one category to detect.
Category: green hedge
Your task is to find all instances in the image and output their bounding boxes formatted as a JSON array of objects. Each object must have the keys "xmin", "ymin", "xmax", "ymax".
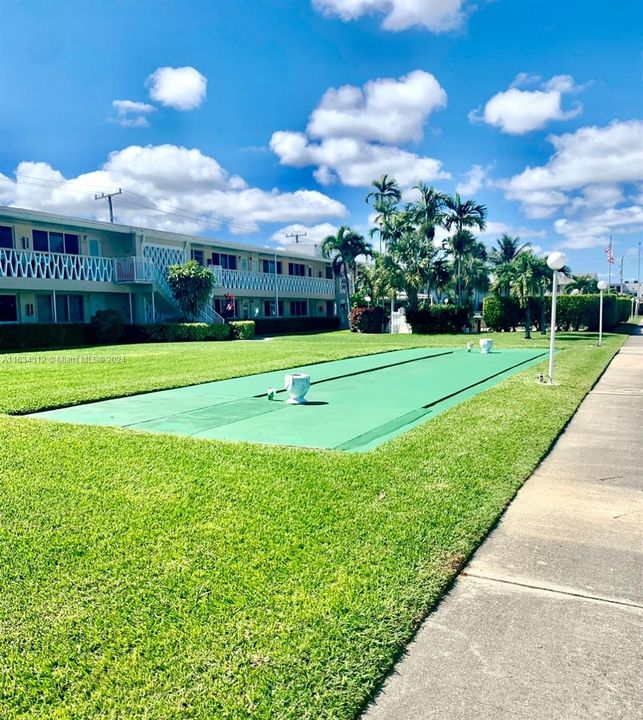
[
  {"xmin": 483, "ymin": 293, "xmax": 631, "ymax": 332},
  {"xmin": 228, "ymin": 321, "xmax": 255, "ymax": 340},
  {"xmin": 558, "ymin": 294, "xmax": 631, "ymax": 331},
  {"xmin": 482, "ymin": 296, "xmax": 521, "ymax": 331},
  {"xmin": 124, "ymin": 323, "xmax": 232, "ymax": 343},
  {"xmin": 0, "ymin": 323, "xmax": 89, "ymax": 351},
  {"xmin": 349, "ymin": 306, "xmax": 386, "ymax": 333},
  {"xmin": 253, "ymin": 317, "xmax": 340, "ymax": 335},
  {"xmin": 406, "ymin": 305, "xmax": 469, "ymax": 334}
]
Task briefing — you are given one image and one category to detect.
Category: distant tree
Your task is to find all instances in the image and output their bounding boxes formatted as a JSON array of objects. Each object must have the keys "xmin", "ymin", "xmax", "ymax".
[
  {"xmin": 564, "ymin": 274, "xmax": 599, "ymax": 294},
  {"xmin": 490, "ymin": 234, "xmax": 531, "ymax": 267},
  {"xmin": 366, "ymin": 175, "xmax": 402, "ymax": 253},
  {"xmin": 509, "ymin": 251, "xmax": 544, "ymax": 339},
  {"xmin": 167, "ymin": 260, "xmax": 215, "ymax": 320},
  {"xmin": 322, "ymin": 226, "xmax": 373, "ymax": 300},
  {"xmin": 443, "ymin": 193, "xmax": 487, "ymax": 302}
]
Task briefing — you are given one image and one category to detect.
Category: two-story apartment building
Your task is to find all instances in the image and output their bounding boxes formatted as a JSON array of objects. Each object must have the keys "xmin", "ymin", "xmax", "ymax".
[{"xmin": 0, "ymin": 206, "xmax": 345, "ymax": 326}]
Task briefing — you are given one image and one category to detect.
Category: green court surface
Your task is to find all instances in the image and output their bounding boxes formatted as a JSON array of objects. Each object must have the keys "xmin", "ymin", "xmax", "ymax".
[{"xmin": 31, "ymin": 347, "xmax": 547, "ymax": 452}]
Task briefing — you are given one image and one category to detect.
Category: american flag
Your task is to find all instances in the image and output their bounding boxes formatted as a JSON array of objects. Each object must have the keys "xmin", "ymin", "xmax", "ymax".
[{"xmin": 605, "ymin": 238, "xmax": 615, "ymax": 264}]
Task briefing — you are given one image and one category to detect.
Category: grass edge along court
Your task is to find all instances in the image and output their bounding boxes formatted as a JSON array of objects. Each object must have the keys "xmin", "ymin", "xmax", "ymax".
[{"xmin": 0, "ymin": 328, "xmax": 633, "ymax": 719}]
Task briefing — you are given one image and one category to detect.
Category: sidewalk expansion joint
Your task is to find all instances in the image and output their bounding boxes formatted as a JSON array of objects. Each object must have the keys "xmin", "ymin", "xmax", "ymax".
[{"xmin": 462, "ymin": 572, "xmax": 643, "ymax": 610}]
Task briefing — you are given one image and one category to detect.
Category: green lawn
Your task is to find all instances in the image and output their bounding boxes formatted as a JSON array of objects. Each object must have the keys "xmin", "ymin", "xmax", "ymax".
[{"xmin": 0, "ymin": 328, "xmax": 631, "ymax": 718}]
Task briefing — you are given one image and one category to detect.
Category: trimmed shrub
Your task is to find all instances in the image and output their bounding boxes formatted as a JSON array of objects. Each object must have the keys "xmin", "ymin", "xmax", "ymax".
[
  {"xmin": 406, "ymin": 304, "xmax": 469, "ymax": 334},
  {"xmin": 132, "ymin": 323, "xmax": 232, "ymax": 343},
  {"xmin": 482, "ymin": 296, "xmax": 521, "ymax": 331},
  {"xmin": 229, "ymin": 321, "xmax": 255, "ymax": 340},
  {"xmin": 90, "ymin": 309, "xmax": 125, "ymax": 344},
  {"xmin": 166, "ymin": 261, "xmax": 215, "ymax": 320},
  {"xmin": 0, "ymin": 323, "xmax": 90, "ymax": 350},
  {"xmin": 349, "ymin": 306, "xmax": 386, "ymax": 333},
  {"xmin": 558, "ymin": 294, "xmax": 631, "ymax": 331},
  {"xmin": 253, "ymin": 317, "xmax": 340, "ymax": 335}
]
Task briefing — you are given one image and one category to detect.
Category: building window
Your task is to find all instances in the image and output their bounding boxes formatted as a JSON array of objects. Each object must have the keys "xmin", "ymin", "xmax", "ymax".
[
  {"xmin": 0, "ymin": 295, "xmax": 18, "ymax": 322},
  {"xmin": 37, "ymin": 295, "xmax": 53, "ymax": 322},
  {"xmin": 0, "ymin": 225, "xmax": 14, "ymax": 249},
  {"xmin": 288, "ymin": 262, "xmax": 306, "ymax": 276},
  {"xmin": 212, "ymin": 252, "xmax": 237, "ymax": 270},
  {"xmin": 290, "ymin": 300, "xmax": 308, "ymax": 317},
  {"xmin": 263, "ymin": 300, "xmax": 283, "ymax": 317},
  {"xmin": 191, "ymin": 249, "xmax": 204, "ymax": 265},
  {"xmin": 54, "ymin": 294, "xmax": 84, "ymax": 323},
  {"xmin": 262, "ymin": 259, "xmax": 283, "ymax": 274},
  {"xmin": 32, "ymin": 229, "xmax": 80, "ymax": 255},
  {"xmin": 325, "ymin": 266, "xmax": 334, "ymax": 279}
]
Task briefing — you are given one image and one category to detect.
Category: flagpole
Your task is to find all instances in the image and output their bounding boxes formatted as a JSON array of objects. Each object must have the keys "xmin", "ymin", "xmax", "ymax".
[{"xmin": 608, "ymin": 235, "xmax": 612, "ymax": 289}]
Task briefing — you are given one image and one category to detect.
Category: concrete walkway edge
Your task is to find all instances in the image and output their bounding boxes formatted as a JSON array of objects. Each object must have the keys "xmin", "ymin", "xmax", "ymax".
[{"xmin": 364, "ymin": 326, "xmax": 643, "ymax": 720}]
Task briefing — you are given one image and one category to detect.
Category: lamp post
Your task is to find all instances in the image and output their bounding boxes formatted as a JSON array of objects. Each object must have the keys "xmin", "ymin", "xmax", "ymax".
[
  {"xmin": 597, "ymin": 280, "xmax": 608, "ymax": 346},
  {"xmin": 547, "ymin": 251, "xmax": 567, "ymax": 385}
]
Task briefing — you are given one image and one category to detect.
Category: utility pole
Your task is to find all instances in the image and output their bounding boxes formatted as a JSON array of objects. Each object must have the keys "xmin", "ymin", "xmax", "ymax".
[
  {"xmin": 286, "ymin": 231, "xmax": 307, "ymax": 244},
  {"xmin": 620, "ymin": 256, "xmax": 624, "ymax": 294},
  {"xmin": 637, "ymin": 240, "xmax": 641, "ymax": 299},
  {"xmin": 94, "ymin": 189, "xmax": 122, "ymax": 223}
]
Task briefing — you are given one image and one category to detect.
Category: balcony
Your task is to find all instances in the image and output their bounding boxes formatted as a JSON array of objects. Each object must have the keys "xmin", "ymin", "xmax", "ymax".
[
  {"xmin": 0, "ymin": 248, "xmax": 116, "ymax": 283},
  {"xmin": 215, "ymin": 267, "xmax": 336, "ymax": 296},
  {"xmin": 113, "ymin": 257, "xmax": 154, "ymax": 284}
]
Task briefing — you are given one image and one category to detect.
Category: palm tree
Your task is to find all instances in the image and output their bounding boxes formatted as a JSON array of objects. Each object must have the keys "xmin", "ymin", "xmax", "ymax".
[
  {"xmin": 367, "ymin": 176, "xmax": 401, "ymax": 254},
  {"xmin": 366, "ymin": 174, "xmax": 402, "ymax": 207},
  {"xmin": 443, "ymin": 193, "xmax": 487, "ymax": 302},
  {"xmin": 509, "ymin": 251, "xmax": 543, "ymax": 339},
  {"xmin": 564, "ymin": 274, "xmax": 599, "ymax": 294},
  {"xmin": 321, "ymin": 226, "xmax": 373, "ymax": 301},
  {"xmin": 383, "ymin": 226, "xmax": 448, "ymax": 311},
  {"xmin": 490, "ymin": 234, "xmax": 531, "ymax": 267},
  {"xmin": 409, "ymin": 184, "xmax": 446, "ymax": 241}
]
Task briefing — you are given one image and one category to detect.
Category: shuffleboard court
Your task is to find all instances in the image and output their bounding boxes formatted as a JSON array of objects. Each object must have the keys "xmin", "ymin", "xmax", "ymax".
[{"xmin": 31, "ymin": 347, "xmax": 547, "ymax": 451}]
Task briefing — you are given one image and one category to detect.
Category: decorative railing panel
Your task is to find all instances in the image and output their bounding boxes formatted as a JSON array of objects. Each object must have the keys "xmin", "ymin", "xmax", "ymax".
[
  {"xmin": 217, "ymin": 269, "xmax": 335, "ymax": 295},
  {"xmin": 0, "ymin": 248, "xmax": 114, "ymax": 282}
]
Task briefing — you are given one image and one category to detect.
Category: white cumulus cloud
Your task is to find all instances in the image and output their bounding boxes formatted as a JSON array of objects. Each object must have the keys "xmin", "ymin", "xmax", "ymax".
[
  {"xmin": 470, "ymin": 74, "xmax": 583, "ymax": 135},
  {"xmin": 110, "ymin": 99, "xmax": 156, "ymax": 128},
  {"xmin": 308, "ymin": 70, "xmax": 447, "ymax": 144},
  {"xmin": 271, "ymin": 71, "xmax": 449, "ymax": 188},
  {"xmin": 147, "ymin": 66, "xmax": 207, "ymax": 111},
  {"xmin": 312, "ymin": 0, "xmax": 472, "ymax": 32},
  {"xmin": 0, "ymin": 145, "xmax": 347, "ymax": 235},
  {"xmin": 455, "ymin": 164, "xmax": 486, "ymax": 195},
  {"xmin": 501, "ymin": 120, "xmax": 643, "ymax": 216},
  {"xmin": 497, "ymin": 119, "xmax": 643, "ymax": 249}
]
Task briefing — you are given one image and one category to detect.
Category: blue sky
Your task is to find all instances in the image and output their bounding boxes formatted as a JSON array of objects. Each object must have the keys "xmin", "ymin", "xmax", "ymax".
[{"xmin": 1, "ymin": 0, "xmax": 642, "ymax": 279}]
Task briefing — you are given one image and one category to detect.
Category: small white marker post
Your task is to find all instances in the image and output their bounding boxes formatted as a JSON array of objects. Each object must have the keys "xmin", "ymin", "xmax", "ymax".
[
  {"xmin": 547, "ymin": 251, "xmax": 567, "ymax": 385},
  {"xmin": 597, "ymin": 280, "xmax": 608, "ymax": 347}
]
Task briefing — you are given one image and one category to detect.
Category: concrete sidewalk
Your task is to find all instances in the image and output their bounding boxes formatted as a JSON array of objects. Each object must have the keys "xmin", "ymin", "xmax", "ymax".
[{"xmin": 365, "ymin": 330, "xmax": 642, "ymax": 720}]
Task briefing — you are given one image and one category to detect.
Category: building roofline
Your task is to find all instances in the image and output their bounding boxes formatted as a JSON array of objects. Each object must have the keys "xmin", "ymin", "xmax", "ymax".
[{"xmin": 0, "ymin": 205, "xmax": 328, "ymax": 262}]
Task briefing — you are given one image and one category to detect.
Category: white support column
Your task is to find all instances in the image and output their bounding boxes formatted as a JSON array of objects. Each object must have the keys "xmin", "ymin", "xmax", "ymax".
[
  {"xmin": 52, "ymin": 289, "xmax": 57, "ymax": 323},
  {"xmin": 128, "ymin": 293, "xmax": 133, "ymax": 324},
  {"xmin": 151, "ymin": 291, "xmax": 156, "ymax": 323}
]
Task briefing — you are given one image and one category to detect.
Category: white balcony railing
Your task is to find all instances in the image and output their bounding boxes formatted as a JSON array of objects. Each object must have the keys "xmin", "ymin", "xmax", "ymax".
[
  {"xmin": 216, "ymin": 268, "xmax": 335, "ymax": 295},
  {"xmin": 0, "ymin": 248, "xmax": 115, "ymax": 283},
  {"xmin": 114, "ymin": 257, "xmax": 154, "ymax": 284}
]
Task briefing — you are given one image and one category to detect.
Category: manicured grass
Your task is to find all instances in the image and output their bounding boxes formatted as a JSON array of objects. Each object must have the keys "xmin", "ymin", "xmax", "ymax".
[
  {"xmin": 0, "ymin": 329, "xmax": 610, "ymax": 414},
  {"xmin": 0, "ymin": 328, "xmax": 631, "ymax": 718}
]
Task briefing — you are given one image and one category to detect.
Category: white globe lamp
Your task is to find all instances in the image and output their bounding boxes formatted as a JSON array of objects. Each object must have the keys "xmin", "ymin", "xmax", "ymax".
[{"xmin": 546, "ymin": 252, "xmax": 567, "ymax": 385}]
